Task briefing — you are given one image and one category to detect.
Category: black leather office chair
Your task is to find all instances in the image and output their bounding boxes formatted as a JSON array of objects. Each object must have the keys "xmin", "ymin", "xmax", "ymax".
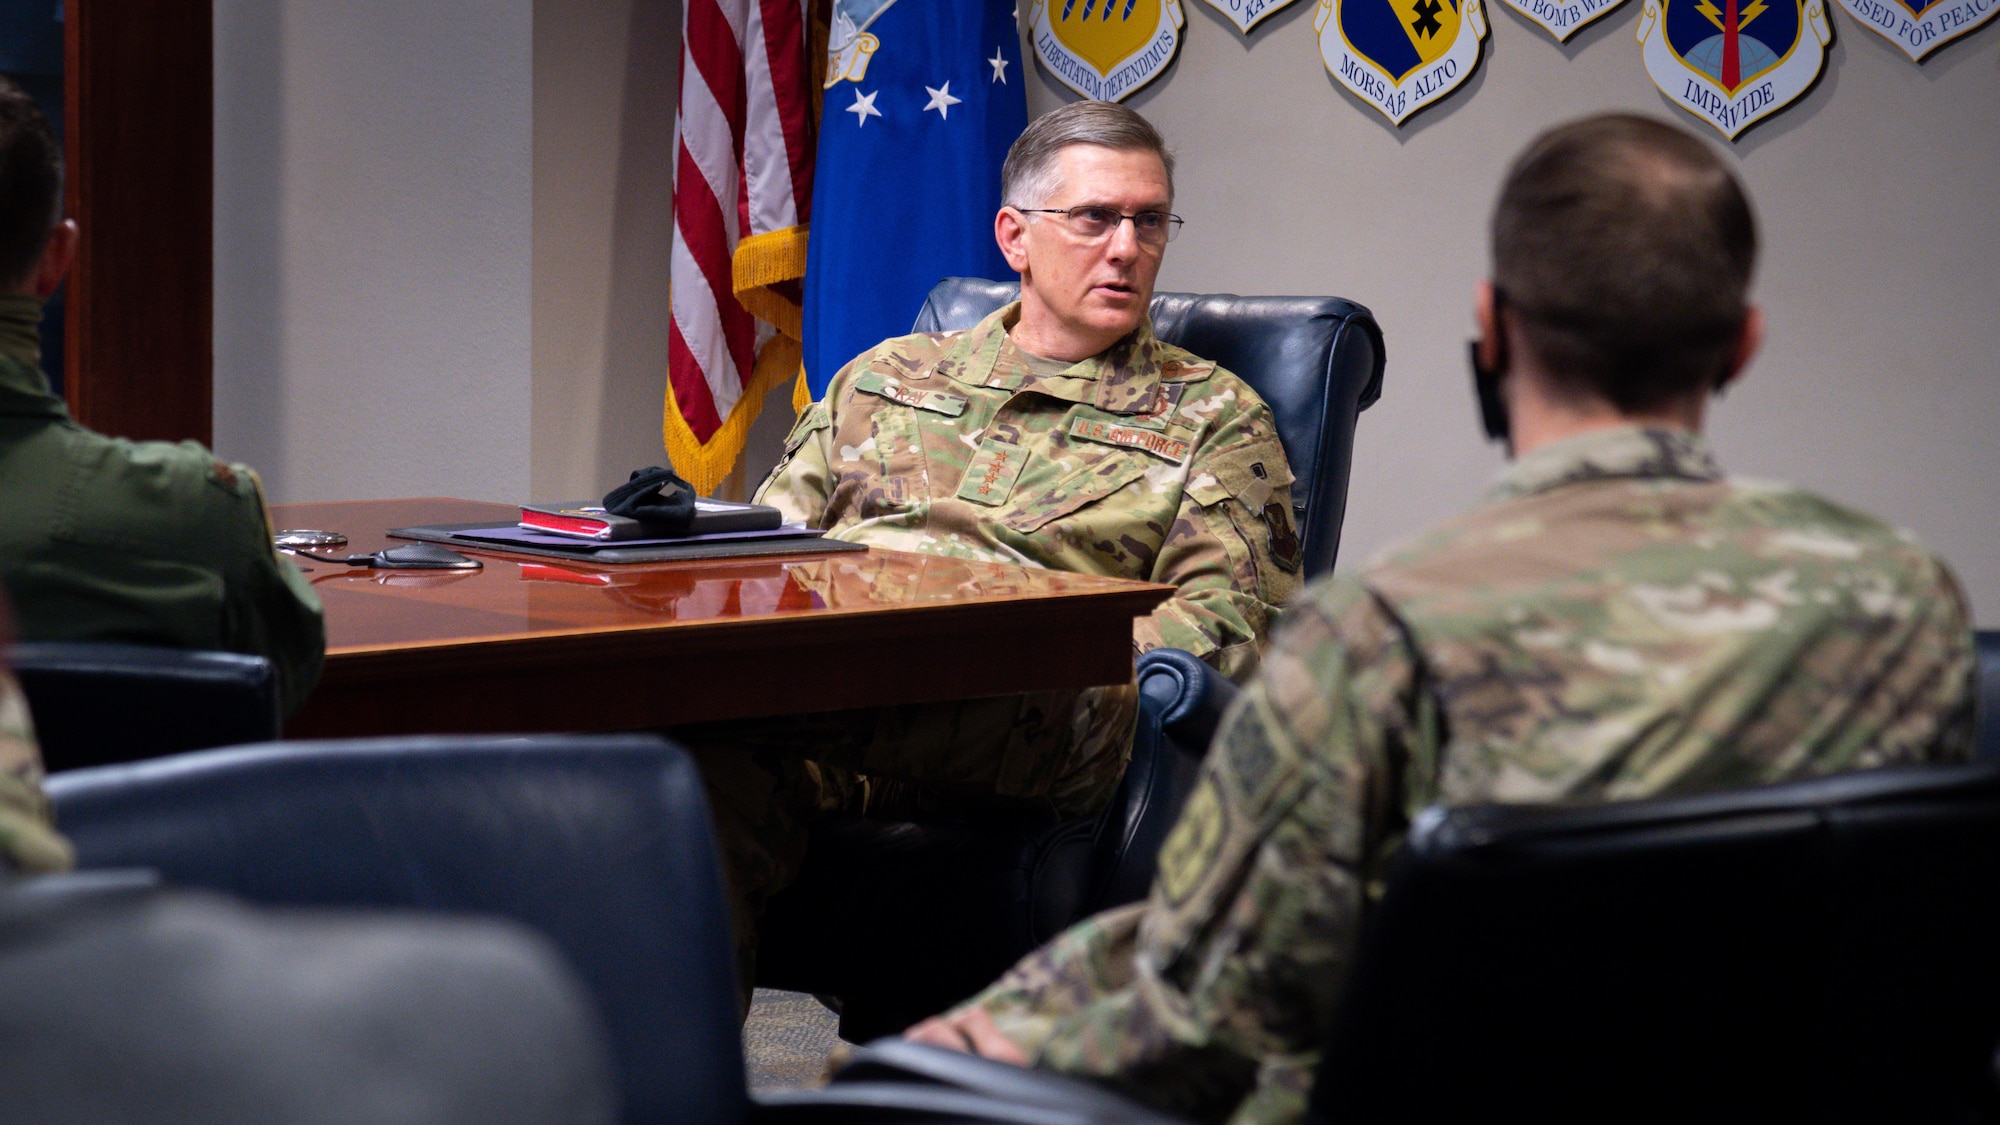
[
  {"xmin": 8, "ymin": 642, "xmax": 280, "ymax": 771},
  {"xmin": 43, "ymin": 737, "xmax": 1191, "ymax": 1125},
  {"xmin": 814, "ymin": 761, "xmax": 2000, "ymax": 1124},
  {"xmin": 1977, "ymin": 629, "xmax": 2000, "ymax": 762},
  {"xmin": 46, "ymin": 735, "xmax": 743, "ymax": 1125},
  {"xmin": 759, "ymin": 279, "xmax": 1380, "ymax": 1040}
]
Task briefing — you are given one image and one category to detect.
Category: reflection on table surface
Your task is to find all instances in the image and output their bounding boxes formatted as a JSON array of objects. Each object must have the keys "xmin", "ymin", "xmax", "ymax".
[{"xmin": 273, "ymin": 498, "xmax": 1168, "ymax": 653}]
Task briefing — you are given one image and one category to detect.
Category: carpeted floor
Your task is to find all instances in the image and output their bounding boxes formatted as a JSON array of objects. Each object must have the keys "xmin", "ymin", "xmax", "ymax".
[{"xmin": 744, "ymin": 988, "xmax": 847, "ymax": 1092}]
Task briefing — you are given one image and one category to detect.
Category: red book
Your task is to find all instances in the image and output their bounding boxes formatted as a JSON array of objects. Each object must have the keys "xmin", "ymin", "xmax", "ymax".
[{"xmin": 519, "ymin": 500, "xmax": 783, "ymax": 541}]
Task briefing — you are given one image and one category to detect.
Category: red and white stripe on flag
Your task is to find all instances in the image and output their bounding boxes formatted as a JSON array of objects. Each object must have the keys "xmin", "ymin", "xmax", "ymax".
[{"xmin": 666, "ymin": 0, "xmax": 813, "ymax": 494}]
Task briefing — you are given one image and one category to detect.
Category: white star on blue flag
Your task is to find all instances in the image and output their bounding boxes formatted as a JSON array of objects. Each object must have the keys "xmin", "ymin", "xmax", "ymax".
[
  {"xmin": 923, "ymin": 81, "xmax": 963, "ymax": 119},
  {"xmin": 846, "ymin": 88, "xmax": 882, "ymax": 126}
]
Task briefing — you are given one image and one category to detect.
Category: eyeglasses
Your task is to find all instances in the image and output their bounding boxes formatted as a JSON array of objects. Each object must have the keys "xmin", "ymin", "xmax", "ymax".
[{"xmin": 1012, "ymin": 205, "xmax": 1185, "ymax": 245}]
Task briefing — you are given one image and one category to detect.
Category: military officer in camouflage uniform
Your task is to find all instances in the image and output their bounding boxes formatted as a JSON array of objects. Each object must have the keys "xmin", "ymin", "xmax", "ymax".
[
  {"xmin": 681, "ymin": 101, "xmax": 1301, "ymax": 982},
  {"xmin": 908, "ymin": 114, "xmax": 1977, "ymax": 1124},
  {"xmin": 0, "ymin": 663, "xmax": 70, "ymax": 876},
  {"xmin": 0, "ymin": 80, "xmax": 324, "ymax": 715}
]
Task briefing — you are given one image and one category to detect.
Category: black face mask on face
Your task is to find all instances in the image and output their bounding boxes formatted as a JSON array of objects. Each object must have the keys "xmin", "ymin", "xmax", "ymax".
[{"xmin": 1469, "ymin": 289, "xmax": 1511, "ymax": 446}]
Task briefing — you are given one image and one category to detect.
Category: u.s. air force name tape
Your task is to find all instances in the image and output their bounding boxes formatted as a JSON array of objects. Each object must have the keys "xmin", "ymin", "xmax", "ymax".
[
  {"xmin": 1316, "ymin": 0, "xmax": 1488, "ymax": 126},
  {"xmin": 1838, "ymin": 0, "xmax": 1995, "ymax": 58},
  {"xmin": 1636, "ymin": 0, "xmax": 1831, "ymax": 139},
  {"xmin": 1026, "ymin": 0, "xmax": 1186, "ymax": 102},
  {"xmin": 1502, "ymin": 0, "xmax": 1629, "ymax": 40},
  {"xmin": 1199, "ymin": 0, "xmax": 1307, "ymax": 33}
]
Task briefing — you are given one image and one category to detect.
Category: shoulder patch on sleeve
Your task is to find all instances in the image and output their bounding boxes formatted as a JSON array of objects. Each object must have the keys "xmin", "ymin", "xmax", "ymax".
[{"xmin": 1157, "ymin": 783, "xmax": 1228, "ymax": 907}]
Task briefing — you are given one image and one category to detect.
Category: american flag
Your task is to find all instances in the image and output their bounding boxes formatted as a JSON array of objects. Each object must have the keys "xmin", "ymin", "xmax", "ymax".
[{"xmin": 667, "ymin": 0, "xmax": 815, "ymax": 494}]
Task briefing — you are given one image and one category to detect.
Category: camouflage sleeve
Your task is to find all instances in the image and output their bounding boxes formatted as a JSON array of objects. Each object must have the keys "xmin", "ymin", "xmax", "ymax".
[
  {"xmin": 752, "ymin": 398, "xmax": 835, "ymax": 526},
  {"xmin": 0, "ymin": 668, "xmax": 75, "ymax": 874},
  {"xmin": 1136, "ymin": 394, "xmax": 1304, "ymax": 683},
  {"xmin": 963, "ymin": 577, "xmax": 1430, "ymax": 1124},
  {"xmin": 214, "ymin": 465, "xmax": 326, "ymax": 718},
  {"xmin": 1871, "ymin": 544, "xmax": 1978, "ymax": 763}
]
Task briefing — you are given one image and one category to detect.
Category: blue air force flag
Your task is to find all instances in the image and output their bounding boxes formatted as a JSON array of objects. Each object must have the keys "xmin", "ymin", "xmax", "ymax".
[
  {"xmin": 1838, "ymin": 0, "xmax": 1995, "ymax": 59},
  {"xmin": 1502, "ymin": 0, "xmax": 1629, "ymax": 41},
  {"xmin": 1026, "ymin": 0, "xmax": 1186, "ymax": 102},
  {"xmin": 1637, "ymin": 0, "xmax": 1831, "ymax": 138},
  {"xmin": 802, "ymin": 0, "xmax": 1028, "ymax": 400},
  {"xmin": 1316, "ymin": 0, "xmax": 1488, "ymax": 126}
]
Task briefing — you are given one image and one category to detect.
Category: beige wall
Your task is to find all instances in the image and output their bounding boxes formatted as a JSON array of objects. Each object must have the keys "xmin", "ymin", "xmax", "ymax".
[
  {"xmin": 214, "ymin": 0, "xmax": 534, "ymax": 505},
  {"xmin": 1023, "ymin": 4, "xmax": 2000, "ymax": 620}
]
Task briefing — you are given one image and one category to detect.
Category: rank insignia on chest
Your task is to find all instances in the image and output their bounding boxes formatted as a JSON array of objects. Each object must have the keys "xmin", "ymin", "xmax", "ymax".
[
  {"xmin": 1636, "ymin": 0, "xmax": 1831, "ymax": 138},
  {"xmin": 1315, "ymin": 0, "xmax": 1488, "ymax": 125},
  {"xmin": 956, "ymin": 438, "xmax": 1028, "ymax": 505},
  {"xmin": 856, "ymin": 371, "xmax": 968, "ymax": 416},
  {"xmin": 1068, "ymin": 417, "xmax": 1192, "ymax": 464}
]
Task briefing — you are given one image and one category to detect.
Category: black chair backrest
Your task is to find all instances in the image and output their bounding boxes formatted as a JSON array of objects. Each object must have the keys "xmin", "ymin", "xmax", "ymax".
[
  {"xmin": 7, "ymin": 642, "xmax": 279, "ymax": 771},
  {"xmin": 1978, "ymin": 629, "xmax": 2000, "ymax": 762},
  {"xmin": 1313, "ymin": 762, "xmax": 2000, "ymax": 1123},
  {"xmin": 45, "ymin": 735, "xmax": 745, "ymax": 1125},
  {"xmin": 912, "ymin": 278, "xmax": 1385, "ymax": 577}
]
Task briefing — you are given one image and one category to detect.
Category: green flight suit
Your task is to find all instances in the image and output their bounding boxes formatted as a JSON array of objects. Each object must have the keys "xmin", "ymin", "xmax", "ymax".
[
  {"xmin": 0, "ymin": 296, "xmax": 324, "ymax": 716},
  {"xmin": 961, "ymin": 426, "xmax": 1977, "ymax": 1125}
]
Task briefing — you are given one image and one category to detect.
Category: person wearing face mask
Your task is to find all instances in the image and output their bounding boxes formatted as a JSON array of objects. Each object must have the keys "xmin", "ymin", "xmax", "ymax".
[
  {"xmin": 905, "ymin": 112, "xmax": 1976, "ymax": 1125},
  {"xmin": 0, "ymin": 78, "xmax": 323, "ymax": 717},
  {"xmin": 679, "ymin": 99, "xmax": 1301, "ymax": 989}
]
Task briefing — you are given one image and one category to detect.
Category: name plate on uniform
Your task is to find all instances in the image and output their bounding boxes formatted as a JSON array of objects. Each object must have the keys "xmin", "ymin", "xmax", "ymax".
[
  {"xmin": 1068, "ymin": 417, "xmax": 1192, "ymax": 464},
  {"xmin": 855, "ymin": 371, "xmax": 967, "ymax": 416}
]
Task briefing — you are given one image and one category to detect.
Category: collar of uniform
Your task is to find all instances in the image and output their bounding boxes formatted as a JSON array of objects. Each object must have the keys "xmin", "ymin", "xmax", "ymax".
[
  {"xmin": 0, "ymin": 294, "xmax": 61, "ymax": 419},
  {"xmin": 934, "ymin": 301, "xmax": 1166, "ymax": 414},
  {"xmin": 1487, "ymin": 425, "xmax": 1723, "ymax": 502},
  {"xmin": 0, "ymin": 294, "xmax": 42, "ymax": 371}
]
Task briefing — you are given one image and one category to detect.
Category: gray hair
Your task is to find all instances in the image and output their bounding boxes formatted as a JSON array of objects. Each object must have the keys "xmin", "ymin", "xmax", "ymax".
[{"xmin": 1001, "ymin": 101, "xmax": 1175, "ymax": 209}]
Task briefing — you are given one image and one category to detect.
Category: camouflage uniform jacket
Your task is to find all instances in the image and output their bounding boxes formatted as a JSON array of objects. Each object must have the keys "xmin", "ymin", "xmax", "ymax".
[
  {"xmin": 0, "ymin": 667, "xmax": 71, "ymax": 874},
  {"xmin": 962, "ymin": 426, "xmax": 1977, "ymax": 1125},
  {"xmin": 0, "ymin": 297, "xmax": 325, "ymax": 716},
  {"xmin": 757, "ymin": 302, "xmax": 1304, "ymax": 683}
]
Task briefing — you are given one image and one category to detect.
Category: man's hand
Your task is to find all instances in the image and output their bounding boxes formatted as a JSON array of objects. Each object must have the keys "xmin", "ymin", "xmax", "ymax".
[{"xmin": 904, "ymin": 1006, "xmax": 1030, "ymax": 1065}]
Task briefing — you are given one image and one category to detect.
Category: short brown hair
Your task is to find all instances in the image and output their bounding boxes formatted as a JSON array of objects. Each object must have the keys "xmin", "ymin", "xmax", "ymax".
[
  {"xmin": 0, "ymin": 77, "xmax": 61, "ymax": 291},
  {"xmin": 1492, "ymin": 113, "xmax": 1756, "ymax": 412},
  {"xmin": 1001, "ymin": 100, "xmax": 1174, "ymax": 209}
]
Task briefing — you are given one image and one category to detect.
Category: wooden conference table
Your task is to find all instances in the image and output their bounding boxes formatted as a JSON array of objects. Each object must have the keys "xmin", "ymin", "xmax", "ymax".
[{"xmin": 276, "ymin": 499, "xmax": 1173, "ymax": 739}]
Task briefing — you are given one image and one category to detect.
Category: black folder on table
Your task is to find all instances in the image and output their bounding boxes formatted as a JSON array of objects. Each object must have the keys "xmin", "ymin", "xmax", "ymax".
[{"xmin": 389, "ymin": 522, "xmax": 867, "ymax": 564}]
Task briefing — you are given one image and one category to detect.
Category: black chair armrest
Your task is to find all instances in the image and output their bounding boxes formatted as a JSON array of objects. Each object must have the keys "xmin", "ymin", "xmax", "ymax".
[
  {"xmin": 1082, "ymin": 651, "xmax": 1240, "ymax": 913},
  {"xmin": 1136, "ymin": 648, "xmax": 1239, "ymax": 752},
  {"xmin": 7, "ymin": 642, "xmax": 280, "ymax": 770},
  {"xmin": 747, "ymin": 1040, "xmax": 1185, "ymax": 1125}
]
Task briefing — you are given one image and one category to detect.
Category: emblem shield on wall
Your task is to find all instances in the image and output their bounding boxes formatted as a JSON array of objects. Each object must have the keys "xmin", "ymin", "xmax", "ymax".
[
  {"xmin": 1837, "ymin": 0, "xmax": 1996, "ymax": 59},
  {"xmin": 1501, "ymin": 0, "xmax": 1631, "ymax": 39},
  {"xmin": 1025, "ymin": 0, "xmax": 1187, "ymax": 101},
  {"xmin": 1636, "ymin": 0, "xmax": 1831, "ymax": 138},
  {"xmin": 1316, "ymin": 0, "xmax": 1489, "ymax": 125},
  {"xmin": 1199, "ymin": 0, "xmax": 1307, "ymax": 32}
]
